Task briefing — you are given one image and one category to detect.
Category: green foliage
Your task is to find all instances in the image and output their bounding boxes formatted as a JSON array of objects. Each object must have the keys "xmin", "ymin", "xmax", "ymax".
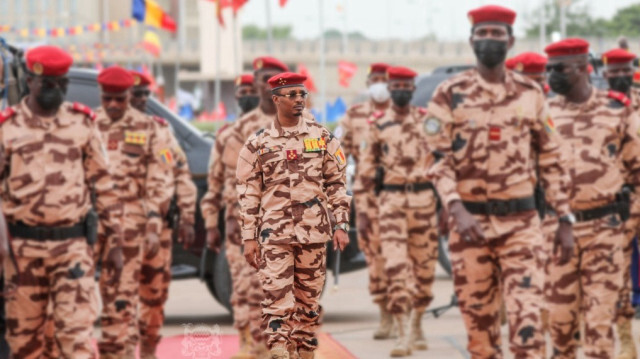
[{"xmin": 242, "ymin": 24, "xmax": 292, "ymax": 40}]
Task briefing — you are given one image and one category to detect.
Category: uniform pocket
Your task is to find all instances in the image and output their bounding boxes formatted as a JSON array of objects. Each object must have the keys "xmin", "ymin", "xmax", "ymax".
[
  {"xmin": 261, "ymin": 151, "xmax": 286, "ymax": 187},
  {"xmin": 122, "ymin": 143, "xmax": 144, "ymax": 158}
]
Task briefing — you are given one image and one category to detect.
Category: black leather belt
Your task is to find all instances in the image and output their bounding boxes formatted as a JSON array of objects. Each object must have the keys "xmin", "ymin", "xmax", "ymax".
[
  {"xmin": 381, "ymin": 182, "xmax": 435, "ymax": 193},
  {"xmin": 9, "ymin": 221, "xmax": 85, "ymax": 241},
  {"xmin": 574, "ymin": 203, "xmax": 619, "ymax": 222},
  {"xmin": 463, "ymin": 196, "xmax": 536, "ymax": 216}
]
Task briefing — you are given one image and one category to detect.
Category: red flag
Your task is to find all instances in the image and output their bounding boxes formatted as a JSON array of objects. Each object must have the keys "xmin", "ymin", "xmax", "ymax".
[
  {"xmin": 298, "ymin": 64, "xmax": 317, "ymax": 93},
  {"xmin": 206, "ymin": 0, "xmax": 247, "ymax": 27},
  {"xmin": 279, "ymin": 0, "xmax": 288, "ymax": 7},
  {"xmin": 338, "ymin": 60, "xmax": 357, "ymax": 88}
]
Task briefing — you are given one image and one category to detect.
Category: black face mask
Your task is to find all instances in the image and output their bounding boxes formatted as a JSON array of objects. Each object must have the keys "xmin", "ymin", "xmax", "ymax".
[
  {"xmin": 390, "ymin": 90, "xmax": 413, "ymax": 107},
  {"xmin": 473, "ymin": 39, "xmax": 508, "ymax": 68},
  {"xmin": 238, "ymin": 96, "xmax": 260, "ymax": 113},
  {"xmin": 36, "ymin": 87, "xmax": 65, "ymax": 110},
  {"xmin": 548, "ymin": 72, "xmax": 573, "ymax": 95},
  {"xmin": 608, "ymin": 76, "xmax": 633, "ymax": 95}
]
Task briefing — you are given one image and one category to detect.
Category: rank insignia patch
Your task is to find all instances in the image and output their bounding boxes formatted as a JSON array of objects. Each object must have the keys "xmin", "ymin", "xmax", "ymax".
[
  {"xmin": 489, "ymin": 126, "xmax": 501, "ymax": 141},
  {"xmin": 108, "ymin": 139, "xmax": 118, "ymax": 150},
  {"xmin": 304, "ymin": 137, "xmax": 327, "ymax": 152},
  {"xmin": 259, "ymin": 146, "xmax": 280, "ymax": 155},
  {"xmin": 286, "ymin": 149, "xmax": 299, "ymax": 160},
  {"xmin": 124, "ymin": 131, "xmax": 147, "ymax": 145}
]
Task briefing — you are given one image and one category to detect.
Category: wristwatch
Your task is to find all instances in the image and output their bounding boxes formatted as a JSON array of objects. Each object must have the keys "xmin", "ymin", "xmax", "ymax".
[
  {"xmin": 559, "ymin": 213, "xmax": 576, "ymax": 224},
  {"xmin": 333, "ymin": 223, "xmax": 349, "ymax": 232}
]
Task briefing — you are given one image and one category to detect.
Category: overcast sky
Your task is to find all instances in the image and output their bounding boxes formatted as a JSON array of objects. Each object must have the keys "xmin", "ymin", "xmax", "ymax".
[{"xmin": 237, "ymin": 0, "xmax": 640, "ymax": 41}]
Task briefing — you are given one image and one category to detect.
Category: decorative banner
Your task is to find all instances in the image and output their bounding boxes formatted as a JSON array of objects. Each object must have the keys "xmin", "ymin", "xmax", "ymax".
[
  {"xmin": 204, "ymin": 0, "xmax": 249, "ymax": 27},
  {"xmin": 0, "ymin": 19, "xmax": 134, "ymax": 38},
  {"xmin": 142, "ymin": 30, "xmax": 162, "ymax": 57},
  {"xmin": 338, "ymin": 60, "xmax": 358, "ymax": 88},
  {"xmin": 298, "ymin": 64, "xmax": 317, "ymax": 93}
]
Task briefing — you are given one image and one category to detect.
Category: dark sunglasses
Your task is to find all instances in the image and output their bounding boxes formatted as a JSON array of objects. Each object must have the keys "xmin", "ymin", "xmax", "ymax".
[
  {"xmin": 132, "ymin": 89, "xmax": 151, "ymax": 98},
  {"xmin": 274, "ymin": 90, "xmax": 309, "ymax": 100},
  {"xmin": 102, "ymin": 95, "xmax": 127, "ymax": 103}
]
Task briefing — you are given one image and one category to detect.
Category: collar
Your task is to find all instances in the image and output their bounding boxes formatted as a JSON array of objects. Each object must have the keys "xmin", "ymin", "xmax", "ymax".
[
  {"xmin": 19, "ymin": 97, "xmax": 71, "ymax": 127},
  {"xmin": 473, "ymin": 68, "xmax": 518, "ymax": 100},
  {"xmin": 268, "ymin": 116, "xmax": 310, "ymax": 138},
  {"xmin": 96, "ymin": 107, "xmax": 137, "ymax": 127}
]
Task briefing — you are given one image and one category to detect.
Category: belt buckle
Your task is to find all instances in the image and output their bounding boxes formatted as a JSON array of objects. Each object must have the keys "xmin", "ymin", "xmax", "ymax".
[
  {"xmin": 489, "ymin": 201, "xmax": 508, "ymax": 216},
  {"xmin": 405, "ymin": 183, "xmax": 415, "ymax": 192}
]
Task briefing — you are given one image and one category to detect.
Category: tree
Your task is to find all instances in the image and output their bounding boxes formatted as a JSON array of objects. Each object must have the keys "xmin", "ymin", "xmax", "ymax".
[
  {"xmin": 523, "ymin": 0, "xmax": 608, "ymax": 38},
  {"xmin": 606, "ymin": 4, "xmax": 640, "ymax": 37},
  {"xmin": 242, "ymin": 24, "xmax": 292, "ymax": 40}
]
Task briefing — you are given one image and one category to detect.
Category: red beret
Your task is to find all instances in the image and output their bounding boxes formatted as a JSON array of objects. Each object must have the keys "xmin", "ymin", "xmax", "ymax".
[
  {"xmin": 544, "ymin": 38, "xmax": 589, "ymax": 58},
  {"xmin": 508, "ymin": 52, "xmax": 547, "ymax": 74},
  {"xmin": 387, "ymin": 66, "xmax": 417, "ymax": 80},
  {"xmin": 368, "ymin": 63, "xmax": 390, "ymax": 75},
  {"xmin": 235, "ymin": 74, "xmax": 254, "ymax": 87},
  {"xmin": 253, "ymin": 56, "xmax": 289, "ymax": 72},
  {"xmin": 98, "ymin": 66, "xmax": 135, "ymax": 93},
  {"xmin": 602, "ymin": 48, "xmax": 636, "ymax": 65},
  {"xmin": 130, "ymin": 71, "xmax": 152, "ymax": 86},
  {"xmin": 26, "ymin": 46, "xmax": 73, "ymax": 76},
  {"xmin": 267, "ymin": 72, "xmax": 307, "ymax": 90},
  {"xmin": 468, "ymin": 5, "xmax": 516, "ymax": 26}
]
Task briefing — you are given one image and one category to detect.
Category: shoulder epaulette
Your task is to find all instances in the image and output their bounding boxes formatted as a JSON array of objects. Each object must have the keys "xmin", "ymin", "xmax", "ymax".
[
  {"xmin": 373, "ymin": 111, "xmax": 385, "ymax": 119},
  {"xmin": 0, "ymin": 107, "xmax": 16, "ymax": 124},
  {"xmin": 152, "ymin": 115, "xmax": 168, "ymax": 126},
  {"xmin": 608, "ymin": 90, "xmax": 631, "ymax": 107},
  {"xmin": 217, "ymin": 123, "xmax": 230, "ymax": 135},
  {"xmin": 255, "ymin": 128, "xmax": 265, "ymax": 136},
  {"xmin": 70, "ymin": 102, "xmax": 97, "ymax": 121},
  {"xmin": 418, "ymin": 107, "xmax": 428, "ymax": 115}
]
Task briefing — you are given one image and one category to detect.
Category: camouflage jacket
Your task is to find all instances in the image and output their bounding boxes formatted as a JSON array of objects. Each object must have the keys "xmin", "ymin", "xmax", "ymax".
[
  {"xmin": 427, "ymin": 69, "xmax": 572, "ymax": 218},
  {"xmin": 0, "ymin": 98, "xmax": 122, "ymax": 246},
  {"xmin": 236, "ymin": 117, "xmax": 351, "ymax": 245},
  {"xmin": 358, "ymin": 105, "xmax": 437, "ymax": 208},
  {"xmin": 95, "ymin": 107, "xmax": 172, "ymax": 235},
  {"xmin": 548, "ymin": 88, "xmax": 640, "ymax": 210}
]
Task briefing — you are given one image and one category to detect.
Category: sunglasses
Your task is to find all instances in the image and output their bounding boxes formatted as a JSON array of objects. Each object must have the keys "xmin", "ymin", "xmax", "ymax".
[
  {"xmin": 274, "ymin": 90, "xmax": 309, "ymax": 100},
  {"xmin": 132, "ymin": 89, "xmax": 151, "ymax": 98},
  {"xmin": 102, "ymin": 95, "xmax": 127, "ymax": 103}
]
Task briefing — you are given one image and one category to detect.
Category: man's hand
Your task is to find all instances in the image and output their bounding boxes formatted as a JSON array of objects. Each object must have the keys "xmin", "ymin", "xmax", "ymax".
[
  {"xmin": 146, "ymin": 232, "xmax": 160, "ymax": 258},
  {"xmin": 103, "ymin": 246, "xmax": 123, "ymax": 285},
  {"xmin": 243, "ymin": 240, "xmax": 260, "ymax": 270},
  {"xmin": 178, "ymin": 223, "xmax": 195, "ymax": 249},
  {"xmin": 357, "ymin": 215, "xmax": 370, "ymax": 242},
  {"xmin": 206, "ymin": 228, "xmax": 222, "ymax": 253},
  {"xmin": 333, "ymin": 229, "xmax": 349, "ymax": 251},
  {"xmin": 449, "ymin": 201, "xmax": 485, "ymax": 243},
  {"xmin": 553, "ymin": 221, "xmax": 574, "ymax": 265},
  {"xmin": 438, "ymin": 208, "xmax": 449, "ymax": 235}
]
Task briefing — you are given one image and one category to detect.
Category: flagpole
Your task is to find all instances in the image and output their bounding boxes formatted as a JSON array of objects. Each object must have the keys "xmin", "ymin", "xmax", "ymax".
[
  {"xmin": 319, "ymin": 0, "xmax": 326, "ymax": 123},
  {"xmin": 213, "ymin": 8, "xmax": 222, "ymax": 119},
  {"xmin": 265, "ymin": 0, "xmax": 273, "ymax": 53},
  {"xmin": 175, "ymin": 0, "xmax": 184, "ymax": 101},
  {"xmin": 233, "ymin": 9, "xmax": 240, "ymax": 74}
]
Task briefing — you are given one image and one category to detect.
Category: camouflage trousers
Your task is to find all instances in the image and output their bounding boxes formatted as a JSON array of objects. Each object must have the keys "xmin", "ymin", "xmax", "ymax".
[
  {"xmin": 547, "ymin": 215, "xmax": 624, "ymax": 359},
  {"xmin": 226, "ymin": 229, "xmax": 265, "ymax": 344},
  {"xmin": 97, "ymin": 209, "xmax": 147, "ymax": 357},
  {"xmin": 378, "ymin": 198, "xmax": 438, "ymax": 314},
  {"xmin": 4, "ymin": 237, "xmax": 98, "ymax": 359},
  {"xmin": 450, "ymin": 211, "xmax": 545, "ymax": 359},
  {"xmin": 138, "ymin": 226, "xmax": 173, "ymax": 351},
  {"xmin": 353, "ymin": 190, "xmax": 386, "ymax": 304},
  {"xmin": 540, "ymin": 215, "xmax": 559, "ymax": 309},
  {"xmin": 617, "ymin": 201, "xmax": 640, "ymax": 322},
  {"xmin": 259, "ymin": 242, "xmax": 326, "ymax": 352}
]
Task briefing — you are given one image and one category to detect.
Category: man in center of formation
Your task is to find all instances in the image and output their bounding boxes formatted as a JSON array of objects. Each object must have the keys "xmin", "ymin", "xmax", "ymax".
[{"xmin": 427, "ymin": 5, "xmax": 573, "ymax": 358}]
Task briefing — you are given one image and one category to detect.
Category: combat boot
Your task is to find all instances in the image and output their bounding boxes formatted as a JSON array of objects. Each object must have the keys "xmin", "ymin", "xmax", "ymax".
[
  {"xmin": 374, "ymin": 303, "xmax": 394, "ymax": 340},
  {"xmin": 298, "ymin": 349, "xmax": 314, "ymax": 359},
  {"xmin": 390, "ymin": 313, "xmax": 412, "ymax": 357},
  {"xmin": 232, "ymin": 326, "xmax": 256, "ymax": 359},
  {"xmin": 617, "ymin": 318, "xmax": 637, "ymax": 359},
  {"xmin": 269, "ymin": 346, "xmax": 290, "ymax": 359},
  {"xmin": 409, "ymin": 309, "xmax": 427, "ymax": 351}
]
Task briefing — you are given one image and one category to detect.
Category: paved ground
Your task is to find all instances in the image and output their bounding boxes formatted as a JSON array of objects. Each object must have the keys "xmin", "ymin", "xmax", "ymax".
[{"xmin": 160, "ymin": 266, "xmax": 636, "ymax": 359}]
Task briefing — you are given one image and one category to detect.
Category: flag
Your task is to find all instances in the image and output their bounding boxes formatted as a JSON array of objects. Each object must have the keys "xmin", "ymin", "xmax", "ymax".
[
  {"xmin": 132, "ymin": 0, "xmax": 177, "ymax": 32},
  {"xmin": 280, "ymin": 0, "xmax": 288, "ymax": 7},
  {"xmin": 298, "ymin": 64, "xmax": 317, "ymax": 93},
  {"xmin": 142, "ymin": 30, "xmax": 161, "ymax": 57},
  {"xmin": 338, "ymin": 60, "xmax": 357, "ymax": 88}
]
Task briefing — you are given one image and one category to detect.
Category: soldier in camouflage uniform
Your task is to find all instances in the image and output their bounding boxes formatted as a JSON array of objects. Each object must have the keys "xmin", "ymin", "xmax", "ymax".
[
  {"xmin": 426, "ymin": 6, "xmax": 573, "ymax": 358},
  {"xmin": 542, "ymin": 40, "xmax": 640, "ymax": 358},
  {"xmin": 0, "ymin": 46, "xmax": 123, "ymax": 359},
  {"xmin": 129, "ymin": 71, "xmax": 197, "ymax": 359},
  {"xmin": 95, "ymin": 66, "xmax": 172, "ymax": 359},
  {"xmin": 237, "ymin": 72, "xmax": 351, "ymax": 359},
  {"xmin": 334, "ymin": 63, "xmax": 394, "ymax": 339},
  {"xmin": 202, "ymin": 58, "xmax": 290, "ymax": 358},
  {"xmin": 358, "ymin": 66, "xmax": 439, "ymax": 357}
]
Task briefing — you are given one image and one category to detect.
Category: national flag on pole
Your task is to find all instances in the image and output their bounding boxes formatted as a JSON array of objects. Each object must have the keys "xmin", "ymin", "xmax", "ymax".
[
  {"xmin": 338, "ymin": 60, "xmax": 357, "ymax": 88},
  {"xmin": 298, "ymin": 64, "xmax": 317, "ymax": 93},
  {"xmin": 132, "ymin": 0, "xmax": 177, "ymax": 32},
  {"xmin": 142, "ymin": 30, "xmax": 162, "ymax": 57},
  {"xmin": 279, "ymin": 0, "xmax": 288, "ymax": 7}
]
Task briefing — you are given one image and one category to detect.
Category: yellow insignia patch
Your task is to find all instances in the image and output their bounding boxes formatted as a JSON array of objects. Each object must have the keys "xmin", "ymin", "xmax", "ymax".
[
  {"xmin": 304, "ymin": 137, "xmax": 326, "ymax": 152},
  {"xmin": 134, "ymin": 75, "xmax": 141, "ymax": 86},
  {"xmin": 124, "ymin": 131, "xmax": 147, "ymax": 145},
  {"xmin": 32, "ymin": 62, "xmax": 43, "ymax": 75}
]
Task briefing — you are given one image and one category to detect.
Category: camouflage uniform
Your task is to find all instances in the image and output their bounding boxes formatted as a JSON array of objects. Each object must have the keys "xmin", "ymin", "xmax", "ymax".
[
  {"xmin": 201, "ymin": 107, "xmax": 276, "ymax": 346},
  {"xmin": 336, "ymin": 101, "xmax": 388, "ymax": 305},
  {"xmin": 236, "ymin": 118, "xmax": 350, "ymax": 353},
  {"xmin": 545, "ymin": 89, "xmax": 640, "ymax": 358},
  {"xmin": 1, "ymin": 99, "xmax": 122, "ymax": 359},
  {"xmin": 95, "ymin": 106, "xmax": 172, "ymax": 358},
  {"xmin": 138, "ymin": 116, "xmax": 196, "ymax": 356},
  {"xmin": 427, "ymin": 69, "xmax": 572, "ymax": 358}
]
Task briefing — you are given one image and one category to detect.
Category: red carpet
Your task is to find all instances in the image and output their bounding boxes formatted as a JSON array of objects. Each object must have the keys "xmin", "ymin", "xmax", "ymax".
[{"xmin": 96, "ymin": 332, "xmax": 356, "ymax": 358}]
